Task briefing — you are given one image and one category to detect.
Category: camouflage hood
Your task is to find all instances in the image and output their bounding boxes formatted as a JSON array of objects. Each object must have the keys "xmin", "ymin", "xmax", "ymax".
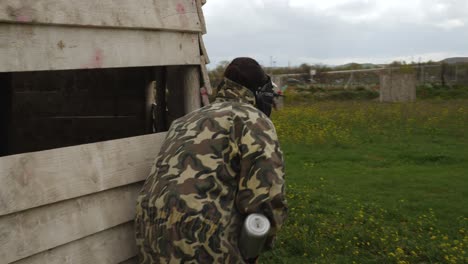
[{"xmin": 215, "ymin": 78, "xmax": 256, "ymax": 106}]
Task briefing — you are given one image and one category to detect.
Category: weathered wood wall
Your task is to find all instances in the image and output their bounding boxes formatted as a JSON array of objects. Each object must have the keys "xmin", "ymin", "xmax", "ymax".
[
  {"xmin": 0, "ymin": 24, "xmax": 201, "ymax": 72},
  {"xmin": 0, "ymin": 132, "xmax": 167, "ymax": 263},
  {"xmin": 0, "ymin": 1, "xmax": 211, "ymax": 262},
  {"xmin": 0, "ymin": 0, "xmax": 211, "ymax": 155},
  {"xmin": 0, "ymin": 0, "xmax": 209, "ymax": 72},
  {"xmin": 0, "ymin": 0, "xmax": 202, "ymax": 32}
]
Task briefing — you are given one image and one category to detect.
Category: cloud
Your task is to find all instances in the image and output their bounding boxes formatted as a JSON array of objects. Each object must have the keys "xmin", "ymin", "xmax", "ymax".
[
  {"xmin": 435, "ymin": 19, "xmax": 465, "ymax": 30},
  {"xmin": 203, "ymin": 0, "xmax": 468, "ymax": 67}
]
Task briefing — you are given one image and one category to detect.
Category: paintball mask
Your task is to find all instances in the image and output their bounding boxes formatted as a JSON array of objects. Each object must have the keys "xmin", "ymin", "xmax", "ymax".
[
  {"xmin": 223, "ymin": 57, "xmax": 281, "ymax": 117},
  {"xmin": 255, "ymin": 76, "xmax": 277, "ymax": 117}
]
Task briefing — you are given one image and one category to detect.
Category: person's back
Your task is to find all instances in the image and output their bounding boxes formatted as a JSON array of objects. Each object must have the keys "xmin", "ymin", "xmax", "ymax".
[{"xmin": 135, "ymin": 58, "xmax": 287, "ymax": 263}]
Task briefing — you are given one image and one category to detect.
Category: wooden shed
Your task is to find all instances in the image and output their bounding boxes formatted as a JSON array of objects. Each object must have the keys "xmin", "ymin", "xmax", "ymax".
[{"xmin": 0, "ymin": 1, "xmax": 211, "ymax": 263}]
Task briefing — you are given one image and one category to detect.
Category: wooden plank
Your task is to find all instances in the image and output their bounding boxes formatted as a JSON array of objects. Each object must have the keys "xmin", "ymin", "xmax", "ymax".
[
  {"xmin": 154, "ymin": 67, "xmax": 168, "ymax": 133},
  {"xmin": 199, "ymin": 33, "xmax": 210, "ymax": 64},
  {"xmin": 1, "ymin": 184, "xmax": 141, "ymax": 263},
  {"xmin": 0, "ymin": 0, "xmax": 202, "ymax": 32},
  {"xmin": 195, "ymin": 0, "xmax": 207, "ymax": 34},
  {"xmin": 12, "ymin": 222, "xmax": 137, "ymax": 264},
  {"xmin": 201, "ymin": 56, "xmax": 213, "ymax": 95},
  {"xmin": 146, "ymin": 81, "xmax": 156, "ymax": 133},
  {"xmin": 0, "ymin": 24, "xmax": 201, "ymax": 72},
  {"xmin": 0, "ymin": 132, "xmax": 166, "ymax": 216}
]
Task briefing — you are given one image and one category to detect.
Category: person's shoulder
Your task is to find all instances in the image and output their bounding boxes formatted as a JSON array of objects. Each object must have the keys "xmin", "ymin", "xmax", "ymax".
[
  {"xmin": 171, "ymin": 101, "xmax": 235, "ymax": 125},
  {"xmin": 232, "ymin": 102, "xmax": 275, "ymax": 127},
  {"xmin": 232, "ymin": 102, "xmax": 261, "ymax": 116}
]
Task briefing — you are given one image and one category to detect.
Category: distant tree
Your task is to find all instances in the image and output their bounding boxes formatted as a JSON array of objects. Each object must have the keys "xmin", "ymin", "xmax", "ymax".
[
  {"xmin": 299, "ymin": 63, "xmax": 312, "ymax": 74},
  {"xmin": 348, "ymin": 63, "xmax": 362, "ymax": 70},
  {"xmin": 389, "ymin": 60, "xmax": 415, "ymax": 73},
  {"xmin": 313, "ymin": 64, "xmax": 332, "ymax": 73},
  {"xmin": 334, "ymin": 62, "xmax": 370, "ymax": 71},
  {"xmin": 390, "ymin": 61, "xmax": 403, "ymax": 67},
  {"xmin": 208, "ymin": 60, "xmax": 230, "ymax": 88}
]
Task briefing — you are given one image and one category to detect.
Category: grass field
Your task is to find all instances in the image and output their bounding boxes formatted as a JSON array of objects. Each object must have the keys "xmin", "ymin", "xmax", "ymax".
[{"xmin": 261, "ymin": 100, "xmax": 468, "ymax": 264}]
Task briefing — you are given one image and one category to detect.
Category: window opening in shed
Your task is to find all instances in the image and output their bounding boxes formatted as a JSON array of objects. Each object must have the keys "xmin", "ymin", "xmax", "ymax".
[
  {"xmin": 1, "ymin": 66, "xmax": 169, "ymax": 157},
  {"xmin": 0, "ymin": 73, "xmax": 12, "ymax": 157}
]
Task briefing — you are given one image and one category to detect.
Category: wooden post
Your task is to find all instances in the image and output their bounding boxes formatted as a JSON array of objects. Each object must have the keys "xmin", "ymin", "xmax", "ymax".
[
  {"xmin": 344, "ymin": 72, "xmax": 354, "ymax": 90},
  {"xmin": 200, "ymin": 56, "xmax": 213, "ymax": 95},
  {"xmin": 154, "ymin": 67, "xmax": 168, "ymax": 132},
  {"xmin": 196, "ymin": 0, "xmax": 208, "ymax": 34},
  {"xmin": 145, "ymin": 67, "xmax": 161, "ymax": 133},
  {"xmin": 0, "ymin": 73, "xmax": 12, "ymax": 156},
  {"xmin": 441, "ymin": 62, "xmax": 447, "ymax": 87},
  {"xmin": 145, "ymin": 81, "xmax": 155, "ymax": 133},
  {"xmin": 183, "ymin": 66, "xmax": 202, "ymax": 113},
  {"xmin": 420, "ymin": 64, "xmax": 425, "ymax": 84},
  {"xmin": 166, "ymin": 66, "xmax": 201, "ymax": 125},
  {"xmin": 166, "ymin": 66, "xmax": 185, "ymax": 125}
]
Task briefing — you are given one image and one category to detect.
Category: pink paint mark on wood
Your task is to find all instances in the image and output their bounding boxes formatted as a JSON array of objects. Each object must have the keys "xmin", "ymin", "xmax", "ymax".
[
  {"xmin": 81, "ymin": 49, "xmax": 105, "ymax": 69},
  {"xmin": 7, "ymin": 6, "xmax": 35, "ymax": 22},
  {"xmin": 177, "ymin": 3, "xmax": 189, "ymax": 27},
  {"xmin": 17, "ymin": 14, "xmax": 31, "ymax": 22},
  {"xmin": 176, "ymin": 3, "xmax": 186, "ymax": 14},
  {"xmin": 93, "ymin": 49, "xmax": 104, "ymax": 68}
]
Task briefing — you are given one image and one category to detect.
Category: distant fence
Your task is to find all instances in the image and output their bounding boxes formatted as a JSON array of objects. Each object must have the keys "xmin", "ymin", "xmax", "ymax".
[
  {"xmin": 271, "ymin": 73, "xmax": 310, "ymax": 90},
  {"xmin": 416, "ymin": 64, "xmax": 468, "ymax": 85},
  {"xmin": 317, "ymin": 64, "xmax": 468, "ymax": 89}
]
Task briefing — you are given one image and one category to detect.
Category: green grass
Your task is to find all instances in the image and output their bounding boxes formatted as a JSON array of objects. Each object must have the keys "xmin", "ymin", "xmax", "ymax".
[
  {"xmin": 417, "ymin": 84, "xmax": 468, "ymax": 100},
  {"xmin": 261, "ymin": 100, "xmax": 468, "ymax": 264}
]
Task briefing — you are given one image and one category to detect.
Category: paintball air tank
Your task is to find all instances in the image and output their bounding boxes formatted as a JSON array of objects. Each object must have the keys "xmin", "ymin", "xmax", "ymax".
[{"xmin": 239, "ymin": 214, "xmax": 271, "ymax": 259}]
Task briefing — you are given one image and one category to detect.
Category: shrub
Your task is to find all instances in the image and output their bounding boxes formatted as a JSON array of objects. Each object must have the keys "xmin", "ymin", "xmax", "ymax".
[{"xmin": 417, "ymin": 84, "xmax": 468, "ymax": 99}]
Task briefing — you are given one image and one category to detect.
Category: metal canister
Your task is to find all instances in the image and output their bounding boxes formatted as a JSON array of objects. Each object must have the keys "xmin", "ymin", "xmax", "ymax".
[{"xmin": 239, "ymin": 214, "xmax": 271, "ymax": 259}]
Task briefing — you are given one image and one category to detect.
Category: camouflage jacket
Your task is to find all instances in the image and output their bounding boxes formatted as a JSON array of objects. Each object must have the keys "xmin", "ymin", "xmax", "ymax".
[{"xmin": 135, "ymin": 78, "xmax": 287, "ymax": 263}]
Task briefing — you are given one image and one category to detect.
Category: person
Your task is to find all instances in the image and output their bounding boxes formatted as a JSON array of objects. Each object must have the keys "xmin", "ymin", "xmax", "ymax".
[{"xmin": 135, "ymin": 57, "xmax": 287, "ymax": 263}]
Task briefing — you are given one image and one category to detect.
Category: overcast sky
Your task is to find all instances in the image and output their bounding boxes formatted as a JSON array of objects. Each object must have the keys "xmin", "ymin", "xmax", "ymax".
[{"xmin": 203, "ymin": 0, "xmax": 468, "ymax": 67}]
